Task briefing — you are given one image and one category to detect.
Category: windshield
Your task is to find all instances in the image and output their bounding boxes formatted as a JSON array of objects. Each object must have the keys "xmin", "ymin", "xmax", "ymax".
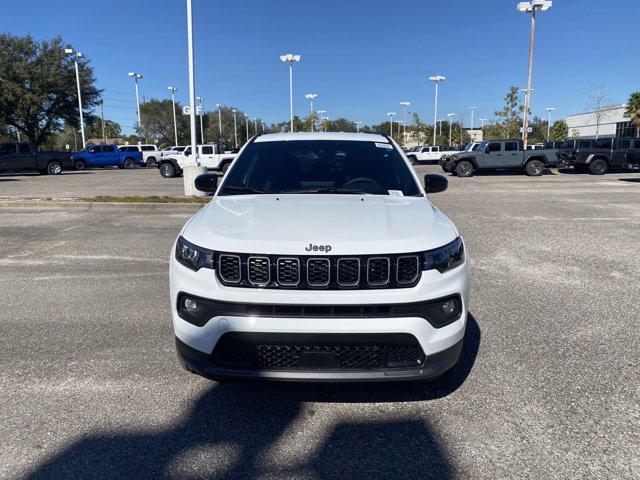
[{"xmin": 219, "ymin": 140, "xmax": 422, "ymax": 196}]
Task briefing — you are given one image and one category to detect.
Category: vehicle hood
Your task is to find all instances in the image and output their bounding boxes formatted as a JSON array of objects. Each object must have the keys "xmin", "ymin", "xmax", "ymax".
[{"xmin": 183, "ymin": 195, "xmax": 458, "ymax": 255}]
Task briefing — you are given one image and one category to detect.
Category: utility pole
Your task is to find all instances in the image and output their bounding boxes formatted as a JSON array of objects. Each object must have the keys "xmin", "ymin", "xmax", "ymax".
[
  {"xmin": 245, "ymin": 115, "xmax": 249, "ymax": 142},
  {"xmin": 305, "ymin": 93, "xmax": 318, "ymax": 132},
  {"xmin": 100, "ymin": 99, "xmax": 106, "ymax": 144},
  {"xmin": 387, "ymin": 112, "xmax": 396, "ymax": 138},
  {"xmin": 517, "ymin": 0, "xmax": 552, "ymax": 149},
  {"xmin": 355, "ymin": 121, "xmax": 362, "ymax": 133},
  {"xmin": 168, "ymin": 87, "xmax": 178, "ymax": 145},
  {"xmin": 253, "ymin": 117, "xmax": 258, "ymax": 134}
]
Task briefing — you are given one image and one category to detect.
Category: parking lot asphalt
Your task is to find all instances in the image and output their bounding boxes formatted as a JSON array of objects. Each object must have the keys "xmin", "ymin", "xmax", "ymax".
[{"xmin": 0, "ymin": 167, "xmax": 639, "ymax": 479}]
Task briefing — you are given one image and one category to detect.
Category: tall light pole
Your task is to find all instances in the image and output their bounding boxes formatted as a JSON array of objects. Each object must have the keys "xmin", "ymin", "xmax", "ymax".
[
  {"xmin": 546, "ymin": 107, "xmax": 556, "ymax": 140},
  {"xmin": 479, "ymin": 118, "xmax": 487, "ymax": 129},
  {"xmin": 468, "ymin": 106, "xmax": 477, "ymax": 131},
  {"xmin": 429, "ymin": 75, "xmax": 445, "ymax": 146},
  {"xmin": 399, "ymin": 101, "xmax": 411, "ymax": 145},
  {"xmin": 305, "ymin": 93, "xmax": 318, "ymax": 132},
  {"xmin": 65, "ymin": 49, "xmax": 86, "ymax": 149},
  {"xmin": 196, "ymin": 96, "xmax": 204, "ymax": 144},
  {"xmin": 447, "ymin": 113, "xmax": 455, "ymax": 147},
  {"xmin": 127, "ymin": 72, "xmax": 143, "ymax": 127},
  {"xmin": 322, "ymin": 116, "xmax": 330, "ymax": 132},
  {"xmin": 168, "ymin": 87, "xmax": 179, "ymax": 145},
  {"xmin": 183, "ymin": 0, "xmax": 203, "ymax": 196},
  {"xmin": 518, "ymin": 87, "xmax": 535, "ymax": 140},
  {"xmin": 215, "ymin": 103, "xmax": 223, "ymax": 142},
  {"xmin": 517, "ymin": 0, "xmax": 552, "ymax": 149},
  {"xmin": 355, "ymin": 121, "xmax": 362, "ymax": 133},
  {"xmin": 280, "ymin": 53, "xmax": 301, "ymax": 132},
  {"xmin": 232, "ymin": 109, "xmax": 238, "ymax": 147},
  {"xmin": 253, "ymin": 117, "xmax": 258, "ymax": 134},
  {"xmin": 245, "ymin": 115, "xmax": 249, "ymax": 142},
  {"xmin": 386, "ymin": 112, "xmax": 396, "ymax": 138}
]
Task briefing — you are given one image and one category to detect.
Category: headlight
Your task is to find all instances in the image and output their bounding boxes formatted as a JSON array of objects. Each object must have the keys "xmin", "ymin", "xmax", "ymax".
[
  {"xmin": 175, "ymin": 236, "xmax": 215, "ymax": 271},
  {"xmin": 423, "ymin": 237, "xmax": 464, "ymax": 273}
]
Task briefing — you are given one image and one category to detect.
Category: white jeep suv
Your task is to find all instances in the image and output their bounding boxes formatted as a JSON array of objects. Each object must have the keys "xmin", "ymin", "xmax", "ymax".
[{"xmin": 170, "ymin": 132, "xmax": 470, "ymax": 382}]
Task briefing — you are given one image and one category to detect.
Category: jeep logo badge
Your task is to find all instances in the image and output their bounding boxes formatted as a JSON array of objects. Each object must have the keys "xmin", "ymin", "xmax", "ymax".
[{"xmin": 305, "ymin": 243, "xmax": 332, "ymax": 253}]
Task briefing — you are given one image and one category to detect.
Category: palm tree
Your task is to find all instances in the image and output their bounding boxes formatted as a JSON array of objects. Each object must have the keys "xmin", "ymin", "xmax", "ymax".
[{"xmin": 625, "ymin": 92, "xmax": 640, "ymax": 137}]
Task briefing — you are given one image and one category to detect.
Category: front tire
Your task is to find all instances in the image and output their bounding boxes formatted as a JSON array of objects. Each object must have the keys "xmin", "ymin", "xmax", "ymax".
[
  {"xmin": 146, "ymin": 157, "xmax": 157, "ymax": 168},
  {"xmin": 160, "ymin": 162, "xmax": 176, "ymax": 178},
  {"xmin": 525, "ymin": 159, "xmax": 544, "ymax": 176},
  {"xmin": 74, "ymin": 159, "xmax": 86, "ymax": 170},
  {"xmin": 123, "ymin": 158, "xmax": 135, "ymax": 169},
  {"xmin": 589, "ymin": 159, "xmax": 608, "ymax": 175},
  {"xmin": 47, "ymin": 161, "xmax": 62, "ymax": 175},
  {"xmin": 455, "ymin": 160, "xmax": 474, "ymax": 177}
]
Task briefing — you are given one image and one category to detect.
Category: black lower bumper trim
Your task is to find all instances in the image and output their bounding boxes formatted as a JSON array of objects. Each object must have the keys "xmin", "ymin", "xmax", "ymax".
[{"xmin": 176, "ymin": 336, "xmax": 463, "ymax": 383}]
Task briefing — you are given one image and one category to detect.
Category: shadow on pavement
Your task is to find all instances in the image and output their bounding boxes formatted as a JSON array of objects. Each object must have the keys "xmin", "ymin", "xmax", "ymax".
[
  {"xmin": 23, "ymin": 315, "xmax": 479, "ymax": 479},
  {"xmin": 619, "ymin": 178, "xmax": 640, "ymax": 183},
  {"xmin": 0, "ymin": 178, "xmax": 20, "ymax": 182}
]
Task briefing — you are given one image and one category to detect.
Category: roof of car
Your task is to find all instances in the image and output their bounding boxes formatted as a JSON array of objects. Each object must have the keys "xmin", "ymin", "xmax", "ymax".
[{"xmin": 254, "ymin": 132, "xmax": 389, "ymax": 143}]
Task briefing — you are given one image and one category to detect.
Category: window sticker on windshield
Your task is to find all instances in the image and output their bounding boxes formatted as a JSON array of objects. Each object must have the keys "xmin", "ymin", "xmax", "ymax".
[
  {"xmin": 375, "ymin": 142, "xmax": 392, "ymax": 149},
  {"xmin": 388, "ymin": 190, "xmax": 404, "ymax": 196}
]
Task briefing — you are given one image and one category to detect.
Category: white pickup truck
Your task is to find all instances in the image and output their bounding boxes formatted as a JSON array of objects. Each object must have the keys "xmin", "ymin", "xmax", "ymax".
[
  {"xmin": 118, "ymin": 144, "xmax": 161, "ymax": 167},
  {"xmin": 158, "ymin": 144, "xmax": 237, "ymax": 178},
  {"xmin": 406, "ymin": 146, "xmax": 449, "ymax": 164}
]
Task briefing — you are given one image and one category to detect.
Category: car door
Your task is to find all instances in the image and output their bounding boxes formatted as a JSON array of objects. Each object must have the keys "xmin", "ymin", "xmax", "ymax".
[
  {"xmin": 84, "ymin": 146, "xmax": 101, "ymax": 166},
  {"xmin": 503, "ymin": 141, "xmax": 520, "ymax": 167},
  {"xmin": 0, "ymin": 143, "xmax": 18, "ymax": 170},
  {"xmin": 482, "ymin": 142, "xmax": 503, "ymax": 167},
  {"xmin": 612, "ymin": 138, "xmax": 630, "ymax": 166},
  {"xmin": 200, "ymin": 145, "xmax": 215, "ymax": 167}
]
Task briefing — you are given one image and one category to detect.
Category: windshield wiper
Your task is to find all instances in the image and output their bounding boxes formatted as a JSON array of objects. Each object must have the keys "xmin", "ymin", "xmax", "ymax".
[
  {"xmin": 221, "ymin": 185, "xmax": 267, "ymax": 195},
  {"xmin": 281, "ymin": 188, "xmax": 373, "ymax": 195}
]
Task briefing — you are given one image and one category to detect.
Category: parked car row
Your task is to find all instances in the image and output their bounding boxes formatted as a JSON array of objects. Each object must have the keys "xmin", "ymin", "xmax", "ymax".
[{"xmin": 435, "ymin": 137, "xmax": 640, "ymax": 177}]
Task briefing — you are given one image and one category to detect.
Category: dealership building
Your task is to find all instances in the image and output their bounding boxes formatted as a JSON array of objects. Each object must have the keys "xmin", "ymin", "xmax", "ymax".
[{"xmin": 566, "ymin": 104, "xmax": 638, "ymax": 138}]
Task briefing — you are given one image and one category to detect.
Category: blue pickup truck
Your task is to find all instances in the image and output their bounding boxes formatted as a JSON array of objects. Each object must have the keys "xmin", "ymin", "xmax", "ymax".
[{"xmin": 71, "ymin": 145, "xmax": 142, "ymax": 170}]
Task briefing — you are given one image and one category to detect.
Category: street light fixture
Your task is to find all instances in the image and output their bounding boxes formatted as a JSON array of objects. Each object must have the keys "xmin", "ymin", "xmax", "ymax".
[
  {"xmin": 517, "ymin": 0, "xmax": 552, "ymax": 149},
  {"xmin": 65, "ymin": 48, "xmax": 86, "ymax": 149},
  {"xmin": 127, "ymin": 72, "xmax": 143, "ymax": 127},
  {"xmin": 196, "ymin": 96, "xmax": 204, "ymax": 144},
  {"xmin": 232, "ymin": 109, "xmax": 238, "ymax": 147},
  {"xmin": 386, "ymin": 112, "xmax": 396, "ymax": 138},
  {"xmin": 399, "ymin": 101, "xmax": 411, "ymax": 145},
  {"xmin": 168, "ymin": 87, "xmax": 178, "ymax": 145},
  {"xmin": 305, "ymin": 93, "xmax": 318, "ymax": 132},
  {"xmin": 428, "ymin": 75, "xmax": 445, "ymax": 146},
  {"xmin": 355, "ymin": 121, "xmax": 362, "ymax": 133},
  {"xmin": 280, "ymin": 53, "xmax": 301, "ymax": 132},
  {"xmin": 545, "ymin": 107, "xmax": 556, "ymax": 140},
  {"xmin": 446, "ymin": 113, "xmax": 455, "ymax": 147}
]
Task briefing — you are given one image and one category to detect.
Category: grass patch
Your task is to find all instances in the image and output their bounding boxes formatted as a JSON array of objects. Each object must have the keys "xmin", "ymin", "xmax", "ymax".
[{"xmin": 86, "ymin": 195, "xmax": 210, "ymax": 204}]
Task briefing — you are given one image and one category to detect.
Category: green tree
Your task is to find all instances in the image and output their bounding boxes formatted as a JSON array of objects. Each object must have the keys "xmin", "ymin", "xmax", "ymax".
[
  {"xmin": 204, "ymin": 106, "xmax": 262, "ymax": 148},
  {"xmin": 0, "ymin": 34, "xmax": 101, "ymax": 145},
  {"xmin": 136, "ymin": 99, "xmax": 190, "ymax": 146},
  {"xmin": 625, "ymin": 91, "xmax": 640, "ymax": 137},
  {"xmin": 549, "ymin": 120, "xmax": 568, "ymax": 141},
  {"xmin": 493, "ymin": 86, "xmax": 526, "ymax": 139}
]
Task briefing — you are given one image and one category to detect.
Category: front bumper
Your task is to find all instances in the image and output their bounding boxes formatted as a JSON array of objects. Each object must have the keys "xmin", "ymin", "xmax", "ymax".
[{"xmin": 170, "ymin": 250, "xmax": 470, "ymax": 382}]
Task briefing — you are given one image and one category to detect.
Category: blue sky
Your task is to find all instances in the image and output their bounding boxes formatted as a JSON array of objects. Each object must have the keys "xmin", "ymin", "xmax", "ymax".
[{"xmin": 1, "ymin": 0, "xmax": 638, "ymax": 133}]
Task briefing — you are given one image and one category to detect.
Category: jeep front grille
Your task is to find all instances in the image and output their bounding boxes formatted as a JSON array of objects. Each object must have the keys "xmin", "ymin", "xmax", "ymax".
[{"xmin": 214, "ymin": 252, "xmax": 421, "ymax": 290}]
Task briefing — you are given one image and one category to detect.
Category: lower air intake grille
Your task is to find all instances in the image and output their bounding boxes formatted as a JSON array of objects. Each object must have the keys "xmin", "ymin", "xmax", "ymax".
[{"xmin": 212, "ymin": 333, "xmax": 426, "ymax": 371}]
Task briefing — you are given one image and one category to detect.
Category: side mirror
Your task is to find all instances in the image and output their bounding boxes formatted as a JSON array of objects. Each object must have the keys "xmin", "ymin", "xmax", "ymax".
[
  {"xmin": 423, "ymin": 174, "xmax": 448, "ymax": 194},
  {"xmin": 194, "ymin": 174, "xmax": 218, "ymax": 194}
]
